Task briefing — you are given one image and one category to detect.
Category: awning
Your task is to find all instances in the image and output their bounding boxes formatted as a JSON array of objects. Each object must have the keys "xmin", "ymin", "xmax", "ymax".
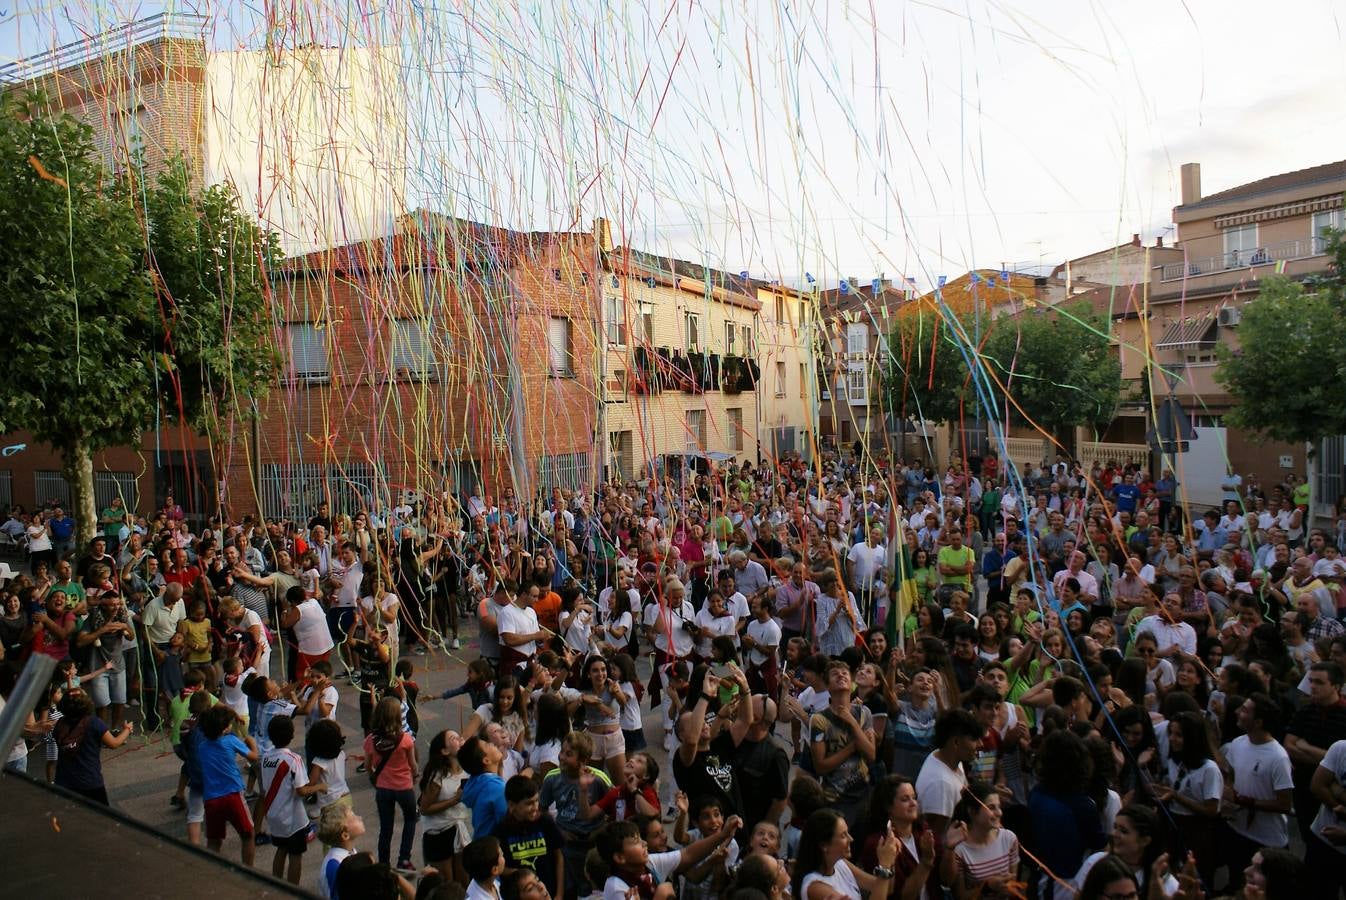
[{"xmin": 1155, "ymin": 315, "xmax": 1216, "ymax": 350}]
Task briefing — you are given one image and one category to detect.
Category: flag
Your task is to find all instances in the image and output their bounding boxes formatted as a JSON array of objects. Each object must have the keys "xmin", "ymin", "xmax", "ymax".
[
  {"xmin": 1275, "ymin": 259, "xmax": 1287, "ymax": 274},
  {"xmin": 937, "ymin": 275, "xmax": 947, "ymax": 288}
]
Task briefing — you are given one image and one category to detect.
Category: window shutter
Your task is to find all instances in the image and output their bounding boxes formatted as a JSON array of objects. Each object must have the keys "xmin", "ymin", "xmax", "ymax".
[
  {"xmin": 549, "ymin": 317, "xmax": 572, "ymax": 375},
  {"xmin": 288, "ymin": 323, "xmax": 329, "ymax": 380}
]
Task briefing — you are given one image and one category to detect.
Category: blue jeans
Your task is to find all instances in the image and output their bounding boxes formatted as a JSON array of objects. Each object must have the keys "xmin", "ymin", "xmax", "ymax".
[{"xmin": 375, "ymin": 787, "xmax": 418, "ymax": 865}]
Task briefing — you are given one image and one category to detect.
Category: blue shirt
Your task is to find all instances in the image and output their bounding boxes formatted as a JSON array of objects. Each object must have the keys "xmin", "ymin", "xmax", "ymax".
[
  {"xmin": 49, "ymin": 516, "xmax": 75, "ymax": 540},
  {"xmin": 1111, "ymin": 483, "xmax": 1140, "ymax": 513},
  {"xmin": 54, "ymin": 716, "xmax": 109, "ymax": 792},
  {"xmin": 462, "ymin": 772, "xmax": 508, "ymax": 836},
  {"xmin": 198, "ymin": 734, "xmax": 250, "ymax": 800},
  {"xmin": 1195, "ymin": 523, "xmax": 1228, "ymax": 553}
]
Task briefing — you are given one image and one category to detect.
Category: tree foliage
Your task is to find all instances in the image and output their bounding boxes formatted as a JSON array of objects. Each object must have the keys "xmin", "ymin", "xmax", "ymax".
[
  {"xmin": 981, "ymin": 302, "xmax": 1121, "ymax": 438},
  {"xmin": 1216, "ymin": 229, "xmax": 1346, "ymax": 444},
  {"xmin": 0, "ymin": 96, "xmax": 281, "ymax": 541},
  {"xmin": 886, "ymin": 311, "xmax": 975, "ymax": 425}
]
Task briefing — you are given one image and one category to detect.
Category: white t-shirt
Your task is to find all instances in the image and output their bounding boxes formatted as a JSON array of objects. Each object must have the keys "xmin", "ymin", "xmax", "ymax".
[
  {"xmin": 847, "ymin": 542, "xmax": 886, "ymax": 588},
  {"xmin": 259, "ymin": 746, "xmax": 311, "ymax": 838},
  {"xmin": 915, "ymin": 753, "xmax": 968, "ymax": 819},
  {"xmin": 332, "ymin": 559, "xmax": 362, "ymax": 609},
  {"xmin": 800, "ymin": 863, "xmax": 862, "ymax": 900},
  {"xmin": 643, "ymin": 600, "xmax": 696, "ymax": 658},
  {"xmin": 746, "ymin": 617, "xmax": 782, "ymax": 666},
  {"xmin": 319, "ymin": 846, "xmax": 351, "ymax": 899},
  {"xmin": 360, "ymin": 592, "xmax": 400, "ymax": 645},
  {"xmin": 222, "ymin": 666, "xmax": 256, "ymax": 718},
  {"xmin": 1311, "ymin": 739, "xmax": 1346, "ymax": 854},
  {"xmin": 422, "ymin": 769, "xmax": 472, "ymax": 845},
  {"xmin": 692, "ymin": 609, "xmax": 739, "ymax": 658},
  {"xmin": 529, "ymin": 738, "xmax": 561, "ymax": 773},
  {"xmin": 496, "ymin": 602, "xmax": 541, "ymax": 658},
  {"xmin": 602, "ymin": 850, "xmax": 684, "ymax": 900},
  {"xmin": 1164, "ymin": 757, "xmax": 1223, "ymax": 818},
  {"xmin": 1221, "ymin": 736, "xmax": 1294, "ymax": 847},
  {"xmin": 305, "ymin": 684, "xmax": 340, "ymax": 727},
  {"xmin": 312, "ymin": 751, "xmax": 349, "ymax": 809},
  {"xmin": 798, "ymin": 687, "xmax": 831, "ymax": 715},
  {"xmin": 1135, "ymin": 616, "xmax": 1197, "ymax": 657},
  {"xmin": 294, "ymin": 598, "xmax": 336, "ymax": 656},
  {"xmin": 618, "ymin": 682, "xmax": 643, "ymax": 731},
  {"xmin": 1073, "ymin": 852, "xmax": 1178, "ymax": 897}
]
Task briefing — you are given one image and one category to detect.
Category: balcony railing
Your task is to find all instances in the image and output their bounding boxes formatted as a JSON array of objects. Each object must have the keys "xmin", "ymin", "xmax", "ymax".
[
  {"xmin": 0, "ymin": 13, "xmax": 207, "ymax": 85},
  {"xmin": 1158, "ymin": 238, "xmax": 1321, "ymax": 282}
]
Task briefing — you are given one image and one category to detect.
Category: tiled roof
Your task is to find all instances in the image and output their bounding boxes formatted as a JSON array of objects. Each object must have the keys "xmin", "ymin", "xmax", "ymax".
[
  {"xmin": 613, "ymin": 247, "xmax": 768, "ymax": 296},
  {"xmin": 1184, "ymin": 159, "xmax": 1346, "ymax": 209}
]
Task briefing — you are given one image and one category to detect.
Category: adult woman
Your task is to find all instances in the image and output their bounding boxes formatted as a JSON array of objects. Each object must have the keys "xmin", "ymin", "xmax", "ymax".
[
  {"xmin": 890, "ymin": 669, "xmax": 940, "ymax": 779},
  {"xmin": 1129, "ymin": 633, "xmax": 1174, "ymax": 708},
  {"xmin": 1087, "ymin": 545, "xmax": 1119, "ymax": 612},
  {"xmin": 1076, "ymin": 855, "xmax": 1138, "ymax": 900},
  {"xmin": 418, "ymin": 729, "xmax": 471, "ymax": 883},
  {"xmin": 793, "ymin": 808, "xmax": 901, "ymax": 900},
  {"xmin": 691, "ymin": 590, "xmax": 738, "ymax": 661},
  {"xmin": 905, "ymin": 602, "xmax": 946, "ymax": 644},
  {"xmin": 950, "ymin": 780, "xmax": 1020, "ymax": 899},
  {"xmin": 27, "ymin": 512, "xmax": 54, "ymax": 570},
  {"xmin": 1152, "ymin": 711, "xmax": 1221, "ymax": 887},
  {"xmin": 911, "ymin": 549, "xmax": 938, "ymax": 606},
  {"xmin": 53, "ymin": 688, "xmax": 133, "ymax": 804},
  {"xmin": 464, "ymin": 674, "xmax": 527, "ymax": 751},
  {"xmin": 527, "ymin": 692, "xmax": 569, "ymax": 777},
  {"xmin": 1071, "ymin": 806, "xmax": 1175, "ymax": 900},
  {"xmin": 854, "ymin": 662, "xmax": 895, "ymax": 772},
  {"xmin": 364, "ymin": 696, "xmax": 419, "ymax": 870},
  {"xmin": 976, "ymin": 613, "xmax": 1003, "ymax": 663},
  {"xmin": 814, "ymin": 572, "xmax": 861, "ymax": 658},
  {"xmin": 856, "ymin": 775, "xmax": 956, "ymax": 900},
  {"xmin": 1108, "ymin": 705, "xmax": 1159, "ymax": 805},
  {"xmin": 1153, "ymin": 534, "xmax": 1186, "ymax": 594},
  {"xmin": 0, "ymin": 592, "xmax": 27, "ymax": 671},
  {"xmin": 219, "ymin": 597, "xmax": 271, "ymax": 680},
  {"xmin": 1025, "ymin": 730, "xmax": 1107, "ymax": 900},
  {"xmin": 579, "ymin": 654, "xmax": 628, "ymax": 781}
]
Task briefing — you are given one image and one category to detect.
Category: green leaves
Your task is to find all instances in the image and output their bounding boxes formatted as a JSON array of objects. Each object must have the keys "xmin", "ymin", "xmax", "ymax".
[
  {"xmin": 1217, "ymin": 229, "xmax": 1346, "ymax": 445},
  {"xmin": 886, "ymin": 311, "xmax": 976, "ymax": 425}
]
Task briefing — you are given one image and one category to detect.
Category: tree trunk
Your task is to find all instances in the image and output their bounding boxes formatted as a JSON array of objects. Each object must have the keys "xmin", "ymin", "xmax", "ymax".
[{"xmin": 63, "ymin": 436, "xmax": 97, "ymax": 550}]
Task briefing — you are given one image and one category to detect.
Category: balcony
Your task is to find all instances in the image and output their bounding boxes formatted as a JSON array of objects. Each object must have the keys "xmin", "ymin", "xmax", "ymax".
[{"xmin": 1157, "ymin": 238, "xmax": 1322, "ymax": 282}]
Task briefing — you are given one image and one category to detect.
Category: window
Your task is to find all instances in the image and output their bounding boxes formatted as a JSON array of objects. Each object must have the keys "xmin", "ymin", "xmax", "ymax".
[
  {"xmin": 1313, "ymin": 209, "xmax": 1345, "ymax": 253},
  {"xmin": 848, "ymin": 367, "xmax": 868, "ymax": 404},
  {"xmin": 642, "ymin": 311, "xmax": 655, "ymax": 345},
  {"xmin": 727, "ymin": 408, "xmax": 744, "ymax": 452},
  {"xmin": 725, "ymin": 321, "xmax": 737, "ymax": 354},
  {"xmin": 287, "ymin": 323, "xmax": 330, "ymax": 382},
  {"xmin": 95, "ymin": 471, "xmax": 139, "ymax": 509},
  {"xmin": 35, "ymin": 471, "xmax": 71, "ymax": 509},
  {"xmin": 260, "ymin": 462, "xmax": 376, "ymax": 520},
  {"xmin": 775, "ymin": 296, "xmax": 784, "ymax": 321},
  {"xmin": 548, "ymin": 316, "xmax": 573, "ymax": 376},
  {"xmin": 392, "ymin": 318, "xmax": 433, "ymax": 377},
  {"xmin": 609, "ymin": 368, "xmax": 626, "ymax": 397},
  {"xmin": 800, "ymin": 363, "xmax": 806, "ymax": 398},
  {"xmin": 610, "ymin": 430, "xmax": 634, "ymax": 482},
  {"xmin": 0, "ymin": 470, "xmax": 10, "ymax": 511},
  {"xmin": 775, "ymin": 361, "xmax": 787, "ymax": 397},
  {"xmin": 538, "ymin": 452, "xmax": 590, "ymax": 492},
  {"xmin": 605, "ymin": 294, "xmax": 626, "ymax": 345},
  {"xmin": 1222, "ymin": 223, "xmax": 1258, "ymax": 266},
  {"xmin": 847, "ymin": 322, "xmax": 868, "ymax": 357},
  {"xmin": 799, "ymin": 300, "xmax": 808, "ymax": 327},
  {"xmin": 685, "ymin": 313, "xmax": 700, "ymax": 352},
  {"xmin": 686, "ymin": 409, "xmax": 706, "ymax": 452},
  {"xmin": 741, "ymin": 324, "xmax": 753, "ymax": 356}
]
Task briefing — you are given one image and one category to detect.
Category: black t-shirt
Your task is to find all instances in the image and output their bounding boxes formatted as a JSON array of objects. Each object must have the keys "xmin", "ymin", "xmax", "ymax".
[
  {"xmin": 672, "ymin": 731, "xmax": 742, "ymax": 819},
  {"xmin": 493, "ymin": 813, "xmax": 566, "ymax": 896},
  {"xmin": 1287, "ymin": 700, "xmax": 1346, "ymax": 781},
  {"xmin": 733, "ymin": 735, "xmax": 790, "ymax": 834},
  {"xmin": 356, "ymin": 641, "xmax": 390, "ymax": 690}
]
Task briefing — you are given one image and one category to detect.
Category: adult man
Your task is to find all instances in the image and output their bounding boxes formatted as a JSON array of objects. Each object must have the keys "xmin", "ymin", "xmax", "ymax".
[
  {"xmin": 914, "ymin": 708, "xmax": 982, "ymax": 834},
  {"xmin": 163, "ymin": 547, "xmax": 201, "ymax": 591},
  {"xmin": 328, "ymin": 542, "xmax": 363, "ymax": 651},
  {"xmin": 712, "ymin": 569, "xmax": 750, "ymax": 634},
  {"xmin": 496, "ymin": 584, "xmax": 546, "ymax": 677},
  {"xmin": 47, "ymin": 559, "xmax": 87, "ymax": 611},
  {"xmin": 1135, "ymin": 593, "xmax": 1198, "ymax": 660},
  {"xmin": 673, "ymin": 661, "xmax": 752, "ymax": 826},
  {"xmin": 726, "ymin": 550, "xmax": 769, "ymax": 602},
  {"xmin": 948, "ymin": 625, "xmax": 984, "ymax": 694},
  {"xmin": 308, "ymin": 525, "xmax": 335, "ymax": 578},
  {"xmin": 1051, "ymin": 551, "xmax": 1099, "ymax": 607},
  {"xmin": 1287, "ymin": 557, "xmax": 1337, "ymax": 622},
  {"xmin": 1037, "ymin": 513, "xmax": 1070, "ymax": 573},
  {"xmin": 1308, "ymin": 738, "xmax": 1346, "ymax": 898},
  {"xmin": 99, "ymin": 496, "xmax": 127, "ymax": 552},
  {"xmin": 1221, "ymin": 695, "xmax": 1294, "ymax": 875},
  {"xmin": 809, "ymin": 661, "xmax": 875, "ymax": 826},
  {"xmin": 774, "ymin": 561, "xmax": 820, "ymax": 649},
  {"xmin": 1194, "ymin": 509, "xmax": 1229, "ymax": 557},
  {"xmin": 1111, "ymin": 472, "xmax": 1140, "ymax": 516},
  {"xmin": 936, "ymin": 526, "xmax": 975, "ymax": 606},
  {"xmin": 847, "ymin": 526, "xmax": 886, "ymax": 619},
  {"xmin": 733, "ymin": 695, "xmax": 791, "ymax": 838},
  {"xmin": 982, "ymin": 532, "xmax": 1009, "ymax": 608},
  {"xmin": 1286, "ymin": 663, "xmax": 1346, "ymax": 851},
  {"xmin": 48, "ymin": 507, "xmax": 76, "ymax": 560}
]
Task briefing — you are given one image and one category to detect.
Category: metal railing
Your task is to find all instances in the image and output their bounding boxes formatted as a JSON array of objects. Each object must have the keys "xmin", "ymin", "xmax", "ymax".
[
  {"xmin": 0, "ymin": 471, "xmax": 10, "ymax": 512},
  {"xmin": 0, "ymin": 13, "xmax": 207, "ymax": 85},
  {"xmin": 1158, "ymin": 238, "xmax": 1320, "ymax": 281},
  {"xmin": 259, "ymin": 462, "xmax": 377, "ymax": 522}
]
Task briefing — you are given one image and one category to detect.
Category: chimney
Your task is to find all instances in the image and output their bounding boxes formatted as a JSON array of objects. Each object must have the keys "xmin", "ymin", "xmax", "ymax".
[
  {"xmin": 1156, "ymin": 235, "xmax": 1164, "ymax": 248},
  {"xmin": 594, "ymin": 217, "xmax": 613, "ymax": 253},
  {"xmin": 879, "ymin": 277, "xmax": 893, "ymax": 292},
  {"xmin": 1033, "ymin": 276, "xmax": 1049, "ymax": 306},
  {"xmin": 1131, "ymin": 233, "xmax": 1141, "ymax": 247},
  {"xmin": 1180, "ymin": 163, "xmax": 1202, "ymax": 205}
]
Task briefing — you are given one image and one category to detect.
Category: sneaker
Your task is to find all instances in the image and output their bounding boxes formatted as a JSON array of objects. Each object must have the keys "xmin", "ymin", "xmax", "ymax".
[
  {"xmin": 127, "ymin": 699, "xmax": 141, "ymax": 707},
  {"xmin": 169, "ymin": 795, "xmax": 186, "ymax": 810},
  {"xmin": 355, "ymin": 762, "xmax": 367, "ymax": 774},
  {"xmin": 450, "ymin": 638, "xmax": 460, "ymax": 650},
  {"xmin": 396, "ymin": 860, "xmax": 416, "ymax": 875},
  {"xmin": 412, "ymin": 645, "xmax": 427, "ymax": 656}
]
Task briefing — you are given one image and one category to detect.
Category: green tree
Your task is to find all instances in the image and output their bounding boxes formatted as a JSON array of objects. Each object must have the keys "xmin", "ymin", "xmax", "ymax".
[
  {"xmin": 0, "ymin": 99, "xmax": 282, "ymax": 543},
  {"xmin": 1216, "ymin": 229, "xmax": 1346, "ymax": 444},
  {"xmin": 0, "ymin": 95, "xmax": 156, "ymax": 543},
  {"xmin": 982, "ymin": 302, "xmax": 1121, "ymax": 447},
  {"xmin": 886, "ymin": 310, "xmax": 976, "ymax": 426}
]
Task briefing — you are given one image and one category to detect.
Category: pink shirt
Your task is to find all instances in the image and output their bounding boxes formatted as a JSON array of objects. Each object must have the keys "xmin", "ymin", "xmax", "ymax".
[{"xmin": 364, "ymin": 732, "xmax": 416, "ymax": 791}]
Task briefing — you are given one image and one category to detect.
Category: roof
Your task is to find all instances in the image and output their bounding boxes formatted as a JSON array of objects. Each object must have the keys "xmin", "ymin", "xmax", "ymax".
[
  {"xmin": 1065, "ymin": 282, "xmax": 1146, "ymax": 320},
  {"xmin": 898, "ymin": 270, "xmax": 1042, "ymax": 321},
  {"xmin": 1155, "ymin": 315, "xmax": 1216, "ymax": 349},
  {"xmin": 610, "ymin": 247, "xmax": 763, "ymax": 310},
  {"xmin": 817, "ymin": 281, "xmax": 914, "ymax": 321},
  {"xmin": 1182, "ymin": 159, "xmax": 1346, "ymax": 210}
]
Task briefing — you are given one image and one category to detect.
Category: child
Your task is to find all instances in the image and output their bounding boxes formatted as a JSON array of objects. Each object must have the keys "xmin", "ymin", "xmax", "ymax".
[
  {"xmin": 178, "ymin": 601, "xmax": 215, "ymax": 687},
  {"xmin": 299, "ymin": 661, "xmax": 339, "ymax": 727},
  {"xmin": 317, "ymin": 803, "xmax": 366, "ymax": 900},
  {"xmin": 747, "ymin": 821, "xmax": 781, "ymax": 859},
  {"xmin": 460, "ymin": 734, "xmax": 508, "ymax": 836},
  {"xmin": 441, "ymin": 657, "xmax": 495, "ymax": 710},
  {"xmin": 363, "ymin": 696, "xmax": 419, "ymax": 870},
  {"xmin": 609, "ymin": 653, "xmax": 646, "ymax": 754},
  {"xmin": 675, "ymin": 795, "xmax": 739, "ymax": 900},
  {"xmin": 254, "ymin": 715, "xmax": 326, "ymax": 885},
  {"xmin": 595, "ymin": 812, "xmax": 743, "ymax": 900},
  {"xmin": 420, "ymin": 729, "xmax": 473, "ymax": 883},
  {"xmin": 486, "ymin": 722, "xmax": 525, "ymax": 781},
  {"xmin": 245, "ymin": 675, "xmax": 299, "ymax": 755},
  {"xmin": 181, "ymin": 689, "xmax": 215, "ymax": 845},
  {"xmin": 492, "ymin": 775, "xmax": 566, "ymax": 898},
  {"xmin": 306, "ymin": 718, "xmax": 352, "ymax": 815},
  {"xmin": 196, "ymin": 704, "xmax": 259, "ymax": 866},
  {"xmin": 392, "ymin": 658, "xmax": 421, "ymax": 738},
  {"xmin": 351, "ymin": 619, "xmax": 392, "ymax": 736},
  {"xmin": 221, "ymin": 657, "xmax": 256, "ymax": 732},
  {"xmin": 463, "ymin": 835, "xmax": 507, "ymax": 900},
  {"xmin": 595, "ymin": 752, "xmax": 660, "ymax": 821},
  {"xmin": 302, "ymin": 551, "xmax": 321, "ymax": 602},
  {"xmin": 169, "ymin": 670, "xmax": 214, "ymax": 808},
  {"xmin": 783, "ymin": 774, "xmax": 825, "ymax": 863},
  {"xmin": 37, "ymin": 678, "xmax": 65, "ymax": 783},
  {"xmin": 539, "ymin": 731, "xmax": 610, "ymax": 898}
]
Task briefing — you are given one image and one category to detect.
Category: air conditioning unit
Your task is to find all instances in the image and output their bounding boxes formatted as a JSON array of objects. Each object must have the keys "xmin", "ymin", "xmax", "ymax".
[{"xmin": 1217, "ymin": 307, "xmax": 1242, "ymax": 327}]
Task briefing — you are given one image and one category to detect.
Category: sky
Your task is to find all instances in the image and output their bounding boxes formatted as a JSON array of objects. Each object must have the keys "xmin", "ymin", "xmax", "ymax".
[{"xmin": 2, "ymin": 0, "xmax": 1345, "ymax": 289}]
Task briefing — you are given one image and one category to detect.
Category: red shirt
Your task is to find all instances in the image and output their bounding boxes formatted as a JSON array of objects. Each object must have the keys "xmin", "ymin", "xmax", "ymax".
[
  {"xmin": 165, "ymin": 566, "xmax": 201, "ymax": 589},
  {"xmin": 595, "ymin": 784, "xmax": 659, "ymax": 820}
]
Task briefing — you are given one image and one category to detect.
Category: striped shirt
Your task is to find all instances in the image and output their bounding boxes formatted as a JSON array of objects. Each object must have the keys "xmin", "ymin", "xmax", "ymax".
[{"xmin": 955, "ymin": 828, "xmax": 1020, "ymax": 893}]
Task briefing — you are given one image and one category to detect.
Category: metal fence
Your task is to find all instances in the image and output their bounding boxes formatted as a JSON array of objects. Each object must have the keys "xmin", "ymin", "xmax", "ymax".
[
  {"xmin": 34, "ymin": 471, "xmax": 139, "ymax": 511},
  {"xmin": 1318, "ymin": 436, "xmax": 1346, "ymax": 515},
  {"xmin": 537, "ymin": 452, "xmax": 591, "ymax": 494},
  {"xmin": 34, "ymin": 471, "xmax": 71, "ymax": 509},
  {"xmin": 0, "ymin": 471, "xmax": 10, "ymax": 511},
  {"xmin": 259, "ymin": 462, "xmax": 377, "ymax": 521}
]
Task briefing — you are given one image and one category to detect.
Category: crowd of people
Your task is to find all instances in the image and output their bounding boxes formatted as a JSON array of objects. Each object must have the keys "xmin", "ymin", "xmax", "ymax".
[{"xmin": 0, "ymin": 447, "xmax": 1343, "ymax": 900}]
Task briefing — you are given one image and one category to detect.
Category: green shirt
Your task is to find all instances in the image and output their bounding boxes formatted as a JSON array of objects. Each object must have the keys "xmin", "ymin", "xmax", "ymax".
[
  {"xmin": 937, "ymin": 545, "xmax": 975, "ymax": 588},
  {"xmin": 101, "ymin": 506, "xmax": 124, "ymax": 539}
]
